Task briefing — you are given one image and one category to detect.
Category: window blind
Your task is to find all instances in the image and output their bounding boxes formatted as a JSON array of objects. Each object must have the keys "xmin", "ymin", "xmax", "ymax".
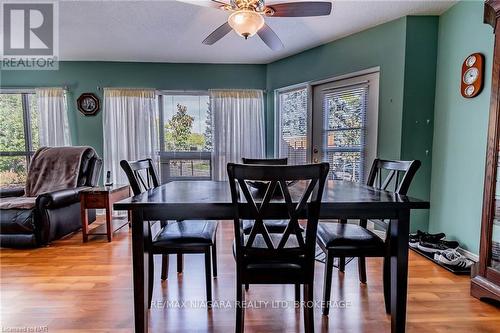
[
  {"xmin": 322, "ymin": 84, "xmax": 368, "ymax": 182},
  {"xmin": 278, "ymin": 87, "xmax": 308, "ymax": 165}
]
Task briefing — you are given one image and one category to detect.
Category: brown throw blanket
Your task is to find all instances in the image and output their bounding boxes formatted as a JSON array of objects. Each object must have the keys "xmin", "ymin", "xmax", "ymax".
[{"xmin": 0, "ymin": 146, "xmax": 90, "ymax": 209}]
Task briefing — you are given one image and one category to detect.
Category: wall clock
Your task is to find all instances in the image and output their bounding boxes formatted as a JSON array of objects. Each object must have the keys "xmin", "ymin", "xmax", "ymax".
[
  {"xmin": 461, "ymin": 53, "xmax": 484, "ymax": 98},
  {"xmin": 77, "ymin": 93, "xmax": 100, "ymax": 116}
]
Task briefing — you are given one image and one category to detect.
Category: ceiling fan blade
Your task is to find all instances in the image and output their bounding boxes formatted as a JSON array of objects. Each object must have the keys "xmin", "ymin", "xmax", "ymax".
[
  {"xmin": 177, "ymin": 0, "xmax": 228, "ymax": 10},
  {"xmin": 210, "ymin": 0, "xmax": 229, "ymax": 6},
  {"xmin": 203, "ymin": 22, "xmax": 233, "ymax": 45},
  {"xmin": 268, "ymin": 1, "xmax": 332, "ymax": 17},
  {"xmin": 257, "ymin": 23, "xmax": 284, "ymax": 51}
]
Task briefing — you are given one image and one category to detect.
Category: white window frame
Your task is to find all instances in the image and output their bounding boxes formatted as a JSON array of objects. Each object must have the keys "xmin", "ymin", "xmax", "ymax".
[
  {"xmin": 156, "ymin": 90, "xmax": 212, "ymax": 181},
  {"xmin": 274, "ymin": 67, "xmax": 380, "ymax": 182},
  {"xmin": 274, "ymin": 83, "xmax": 312, "ymax": 162},
  {"xmin": 0, "ymin": 88, "xmax": 37, "ymax": 167}
]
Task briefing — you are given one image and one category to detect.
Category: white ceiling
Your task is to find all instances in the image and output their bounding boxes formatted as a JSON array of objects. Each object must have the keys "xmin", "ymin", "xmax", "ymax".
[{"xmin": 59, "ymin": 0, "xmax": 456, "ymax": 64}]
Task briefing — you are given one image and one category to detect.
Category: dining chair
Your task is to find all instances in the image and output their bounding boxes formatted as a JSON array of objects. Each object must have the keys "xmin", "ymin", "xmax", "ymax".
[
  {"xmin": 241, "ymin": 157, "xmax": 306, "ymax": 293},
  {"xmin": 120, "ymin": 158, "xmax": 218, "ymax": 307},
  {"xmin": 227, "ymin": 162, "xmax": 330, "ymax": 333},
  {"xmin": 241, "ymin": 157, "xmax": 288, "ymax": 165},
  {"xmin": 241, "ymin": 157, "xmax": 290, "ymax": 234},
  {"xmin": 317, "ymin": 158, "xmax": 421, "ymax": 315}
]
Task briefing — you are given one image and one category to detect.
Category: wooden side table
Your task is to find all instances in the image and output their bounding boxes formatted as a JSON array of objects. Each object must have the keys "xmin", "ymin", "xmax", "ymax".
[{"xmin": 80, "ymin": 184, "xmax": 131, "ymax": 242}]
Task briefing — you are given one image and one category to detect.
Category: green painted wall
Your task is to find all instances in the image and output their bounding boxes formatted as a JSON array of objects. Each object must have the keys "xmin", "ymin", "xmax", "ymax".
[
  {"xmin": 429, "ymin": 1, "xmax": 494, "ymax": 254},
  {"xmin": 266, "ymin": 17, "xmax": 439, "ymax": 231},
  {"xmin": 0, "ymin": 62, "xmax": 267, "ymax": 159},
  {"xmin": 266, "ymin": 18, "xmax": 408, "ymax": 161},
  {"xmin": 401, "ymin": 16, "xmax": 439, "ymax": 232},
  {"xmin": 3, "ymin": 5, "xmax": 491, "ymax": 249},
  {"xmin": 0, "ymin": 17, "xmax": 438, "ymax": 232}
]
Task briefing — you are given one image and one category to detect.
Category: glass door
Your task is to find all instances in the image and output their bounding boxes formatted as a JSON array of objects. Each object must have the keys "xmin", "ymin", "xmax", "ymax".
[{"xmin": 311, "ymin": 72, "xmax": 379, "ymax": 182}]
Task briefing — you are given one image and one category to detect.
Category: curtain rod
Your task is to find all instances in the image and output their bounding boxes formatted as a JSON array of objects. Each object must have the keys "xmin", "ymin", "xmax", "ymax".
[
  {"xmin": 99, "ymin": 87, "xmax": 267, "ymax": 94},
  {"xmin": 0, "ymin": 87, "xmax": 69, "ymax": 94},
  {"xmin": 209, "ymin": 88, "xmax": 268, "ymax": 94},
  {"xmin": 97, "ymin": 86, "xmax": 156, "ymax": 90},
  {"xmin": 0, "ymin": 86, "xmax": 69, "ymax": 91}
]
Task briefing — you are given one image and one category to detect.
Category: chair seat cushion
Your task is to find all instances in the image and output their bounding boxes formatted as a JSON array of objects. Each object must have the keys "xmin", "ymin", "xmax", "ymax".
[
  {"xmin": 242, "ymin": 220, "xmax": 304, "ymax": 234},
  {"xmin": 317, "ymin": 223, "xmax": 384, "ymax": 249},
  {"xmin": 232, "ymin": 235, "xmax": 308, "ymax": 283},
  {"xmin": 153, "ymin": 220, "xmax": 218, "ymax": 246}
]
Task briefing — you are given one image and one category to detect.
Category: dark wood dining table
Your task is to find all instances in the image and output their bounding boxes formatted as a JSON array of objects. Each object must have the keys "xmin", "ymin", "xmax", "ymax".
[{"xmin": 114, "ymin": 180, "xmax": 429, "ymax": 333}]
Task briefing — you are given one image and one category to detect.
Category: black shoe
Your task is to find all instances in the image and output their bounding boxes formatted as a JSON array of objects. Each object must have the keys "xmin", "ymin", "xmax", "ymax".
[
  {"xmin": 409, "ymin": 230, "xmax": 445, "ymax": 248},
  {"xmin": 417, "ymin": 240, "xmax": 459, "ymax": 253},
  {"xmin": 409, "ymin": 232, "xmax": 421, "ymax": 248}
]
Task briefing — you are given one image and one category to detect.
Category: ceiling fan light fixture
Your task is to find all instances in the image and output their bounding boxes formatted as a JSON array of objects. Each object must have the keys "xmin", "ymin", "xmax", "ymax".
[{"xmin": 228, "ymin": 10, "xmax": 264, "ymax": 39}]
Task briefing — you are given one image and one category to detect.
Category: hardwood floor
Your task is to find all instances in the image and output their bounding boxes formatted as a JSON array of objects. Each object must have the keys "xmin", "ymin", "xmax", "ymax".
[{"xmin": 1, "ymin": 220, "xmax": 499, "ymax": 333}]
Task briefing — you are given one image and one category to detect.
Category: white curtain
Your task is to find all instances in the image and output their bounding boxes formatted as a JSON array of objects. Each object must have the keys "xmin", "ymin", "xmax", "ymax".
[
  {"xmin": 210, "ymin": 89, "xmax": 265, "ymax": 181},
  {"xmin": 103, "ymin": 89, "xmax": 159, "ymax": 185},
  {"xmin": 36, "ymin": 88, "xmax": 71, "ymax": 147}
]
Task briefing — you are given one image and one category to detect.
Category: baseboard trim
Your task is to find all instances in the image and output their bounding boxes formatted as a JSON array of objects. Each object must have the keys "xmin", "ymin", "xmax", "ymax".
[{"xmin": 458, "ymin": 247, "xmax": 479, "ymax": 262}]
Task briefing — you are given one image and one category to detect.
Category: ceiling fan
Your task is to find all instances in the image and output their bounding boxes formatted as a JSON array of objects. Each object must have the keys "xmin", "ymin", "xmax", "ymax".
[{"xmin": 182, "ymin": 0, "xmax": 332, "ymax": 51}]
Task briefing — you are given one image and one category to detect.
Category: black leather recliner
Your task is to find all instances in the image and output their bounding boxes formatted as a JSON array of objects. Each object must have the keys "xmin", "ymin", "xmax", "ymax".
[{"xmin": 0, "ymin": 147, "xmax": 102, "ymax": 248}]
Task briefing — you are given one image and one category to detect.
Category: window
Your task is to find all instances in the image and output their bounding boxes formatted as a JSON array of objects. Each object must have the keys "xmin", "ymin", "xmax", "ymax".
[
  {"xmin": 323, "ymin": 85, "xmax": 368, "ymax": 182},
  {"xmin": 312, "ymin": 71, "xmax": 379, "ymax": 183},
  {"xmin": 276, "ymin": 87, "xmax": 308, "ymax": 165},
  {"xmin": 158, "ymin": 92, "xmax": 212, "ymax": 181},
  {"xmin": 0, "ymin": 92, "xmax": 39, "ymax": 187},
  {"xmin": 277, "ymin": 70, "xmax": 379, "ymax": 183}
]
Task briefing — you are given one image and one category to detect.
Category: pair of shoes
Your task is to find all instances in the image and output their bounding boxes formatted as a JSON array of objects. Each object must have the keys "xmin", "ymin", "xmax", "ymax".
[
  {"xmin": 417, "ymin": 239, "xmax": 460, "ymax": 253},
  {"xmin": 409, "ymin": 230, "xmax": 445, "ymax": 248},
  {"xmin": 433, "ymin": 249, "xmax": 473, "ymax": 269}
]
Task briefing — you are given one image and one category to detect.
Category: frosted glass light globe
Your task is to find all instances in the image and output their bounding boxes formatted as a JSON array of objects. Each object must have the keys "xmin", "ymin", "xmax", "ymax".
[{"xmin": 228, "ymin": 10, "xmax": 265, "ymax": 39}]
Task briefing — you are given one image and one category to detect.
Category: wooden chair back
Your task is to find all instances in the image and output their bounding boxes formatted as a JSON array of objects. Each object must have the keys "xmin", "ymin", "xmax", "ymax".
[
  {"xmin": 366, "ymin": 159, "xmax": 421, "ymax": 195},
  {"xmin": 242, "ymin": 157, "xmax": 288, "ymax": 165},
  {"xmin": 120, "ymin": 158, "xmax": 160, "ymax": 195},
  {"xmin": 227, "ymin": 163, "xmax": 329, "ymax": 271}
]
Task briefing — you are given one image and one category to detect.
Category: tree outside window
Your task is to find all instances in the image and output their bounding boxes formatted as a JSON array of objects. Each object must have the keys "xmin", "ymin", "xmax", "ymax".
[
  {"xmin": 0, "ymin": 93, "xmax": 38, "ymax": 187},
  {"xmin": 160, "ymin": 94, "xmax": 212, "ymax": 181}
]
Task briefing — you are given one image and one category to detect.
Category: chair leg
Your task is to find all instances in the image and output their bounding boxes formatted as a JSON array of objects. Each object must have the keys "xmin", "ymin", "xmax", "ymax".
[
  {"xmin": 338, "ymin": 257, "xmax": 346, "ymax": 272},
  {"xmin": 383, "ymin": 255, "xmax": 391, "ymax": 314},
  {"xmin": 358, "ymin": 218, "xmax": 368, "ymax": 284},
  {"xmin": 148, "ymin": 253, "xmax": 154, "ymax": 309},
  {"xmin": 236, "ymin": 281, "xmax": 245, "ymax": 333},
  {"xmin": 323, "ymin": 251, "xmax": 334, "ymax": 316},
  {"xmin": 338, "ymin": 219, "xmax": 347, "ymax": 273},
  {"xmin": 358, "ymin": 257, "xmax": 367, "ymax": 284},
  {"xmin": 212, "ymin": 239, "xmax": 218, "ymax": 278},
  {"xmin": 295, "ymin": 284, "xmax": 301, "ymax": 302},
  {"xmin": 177, "ymin": 253, "xmax": 183, "ymax": 273},
  {"xmin": 204, "ymin": 249, "xmax": 212, "ymax": 306},
  {"xmin": 161, "ymin": 254, "xmax": 168, "ymax": 280},
  {"xmin": 304, "ymin": 283, "xmax": 314, "ymax": 333}
]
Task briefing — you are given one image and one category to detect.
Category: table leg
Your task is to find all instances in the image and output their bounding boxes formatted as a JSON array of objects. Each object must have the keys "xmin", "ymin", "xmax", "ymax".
[
  {"xmin": 81, "ymin": 197, "xmax": 88, "ymax": 243},
  {"xmin": 132, "ymin": 209, "xmax": 149, "ymax": 333},
  {"xmin": 128, "ymin": 188, "xmax": 132, "ymax": 228},
  {"xmin": 106, "ymin": 201, "xmax": 113, "ymax": 242},
  {"xmin": 390, "ymin": 209, "xmax": 410, "ymax": 333}
]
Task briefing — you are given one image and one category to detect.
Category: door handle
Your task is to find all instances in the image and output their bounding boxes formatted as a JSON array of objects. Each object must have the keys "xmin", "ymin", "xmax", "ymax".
[{"xmin": 313, "ymin": 147, "xmax": 319, "ymax": 163}]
